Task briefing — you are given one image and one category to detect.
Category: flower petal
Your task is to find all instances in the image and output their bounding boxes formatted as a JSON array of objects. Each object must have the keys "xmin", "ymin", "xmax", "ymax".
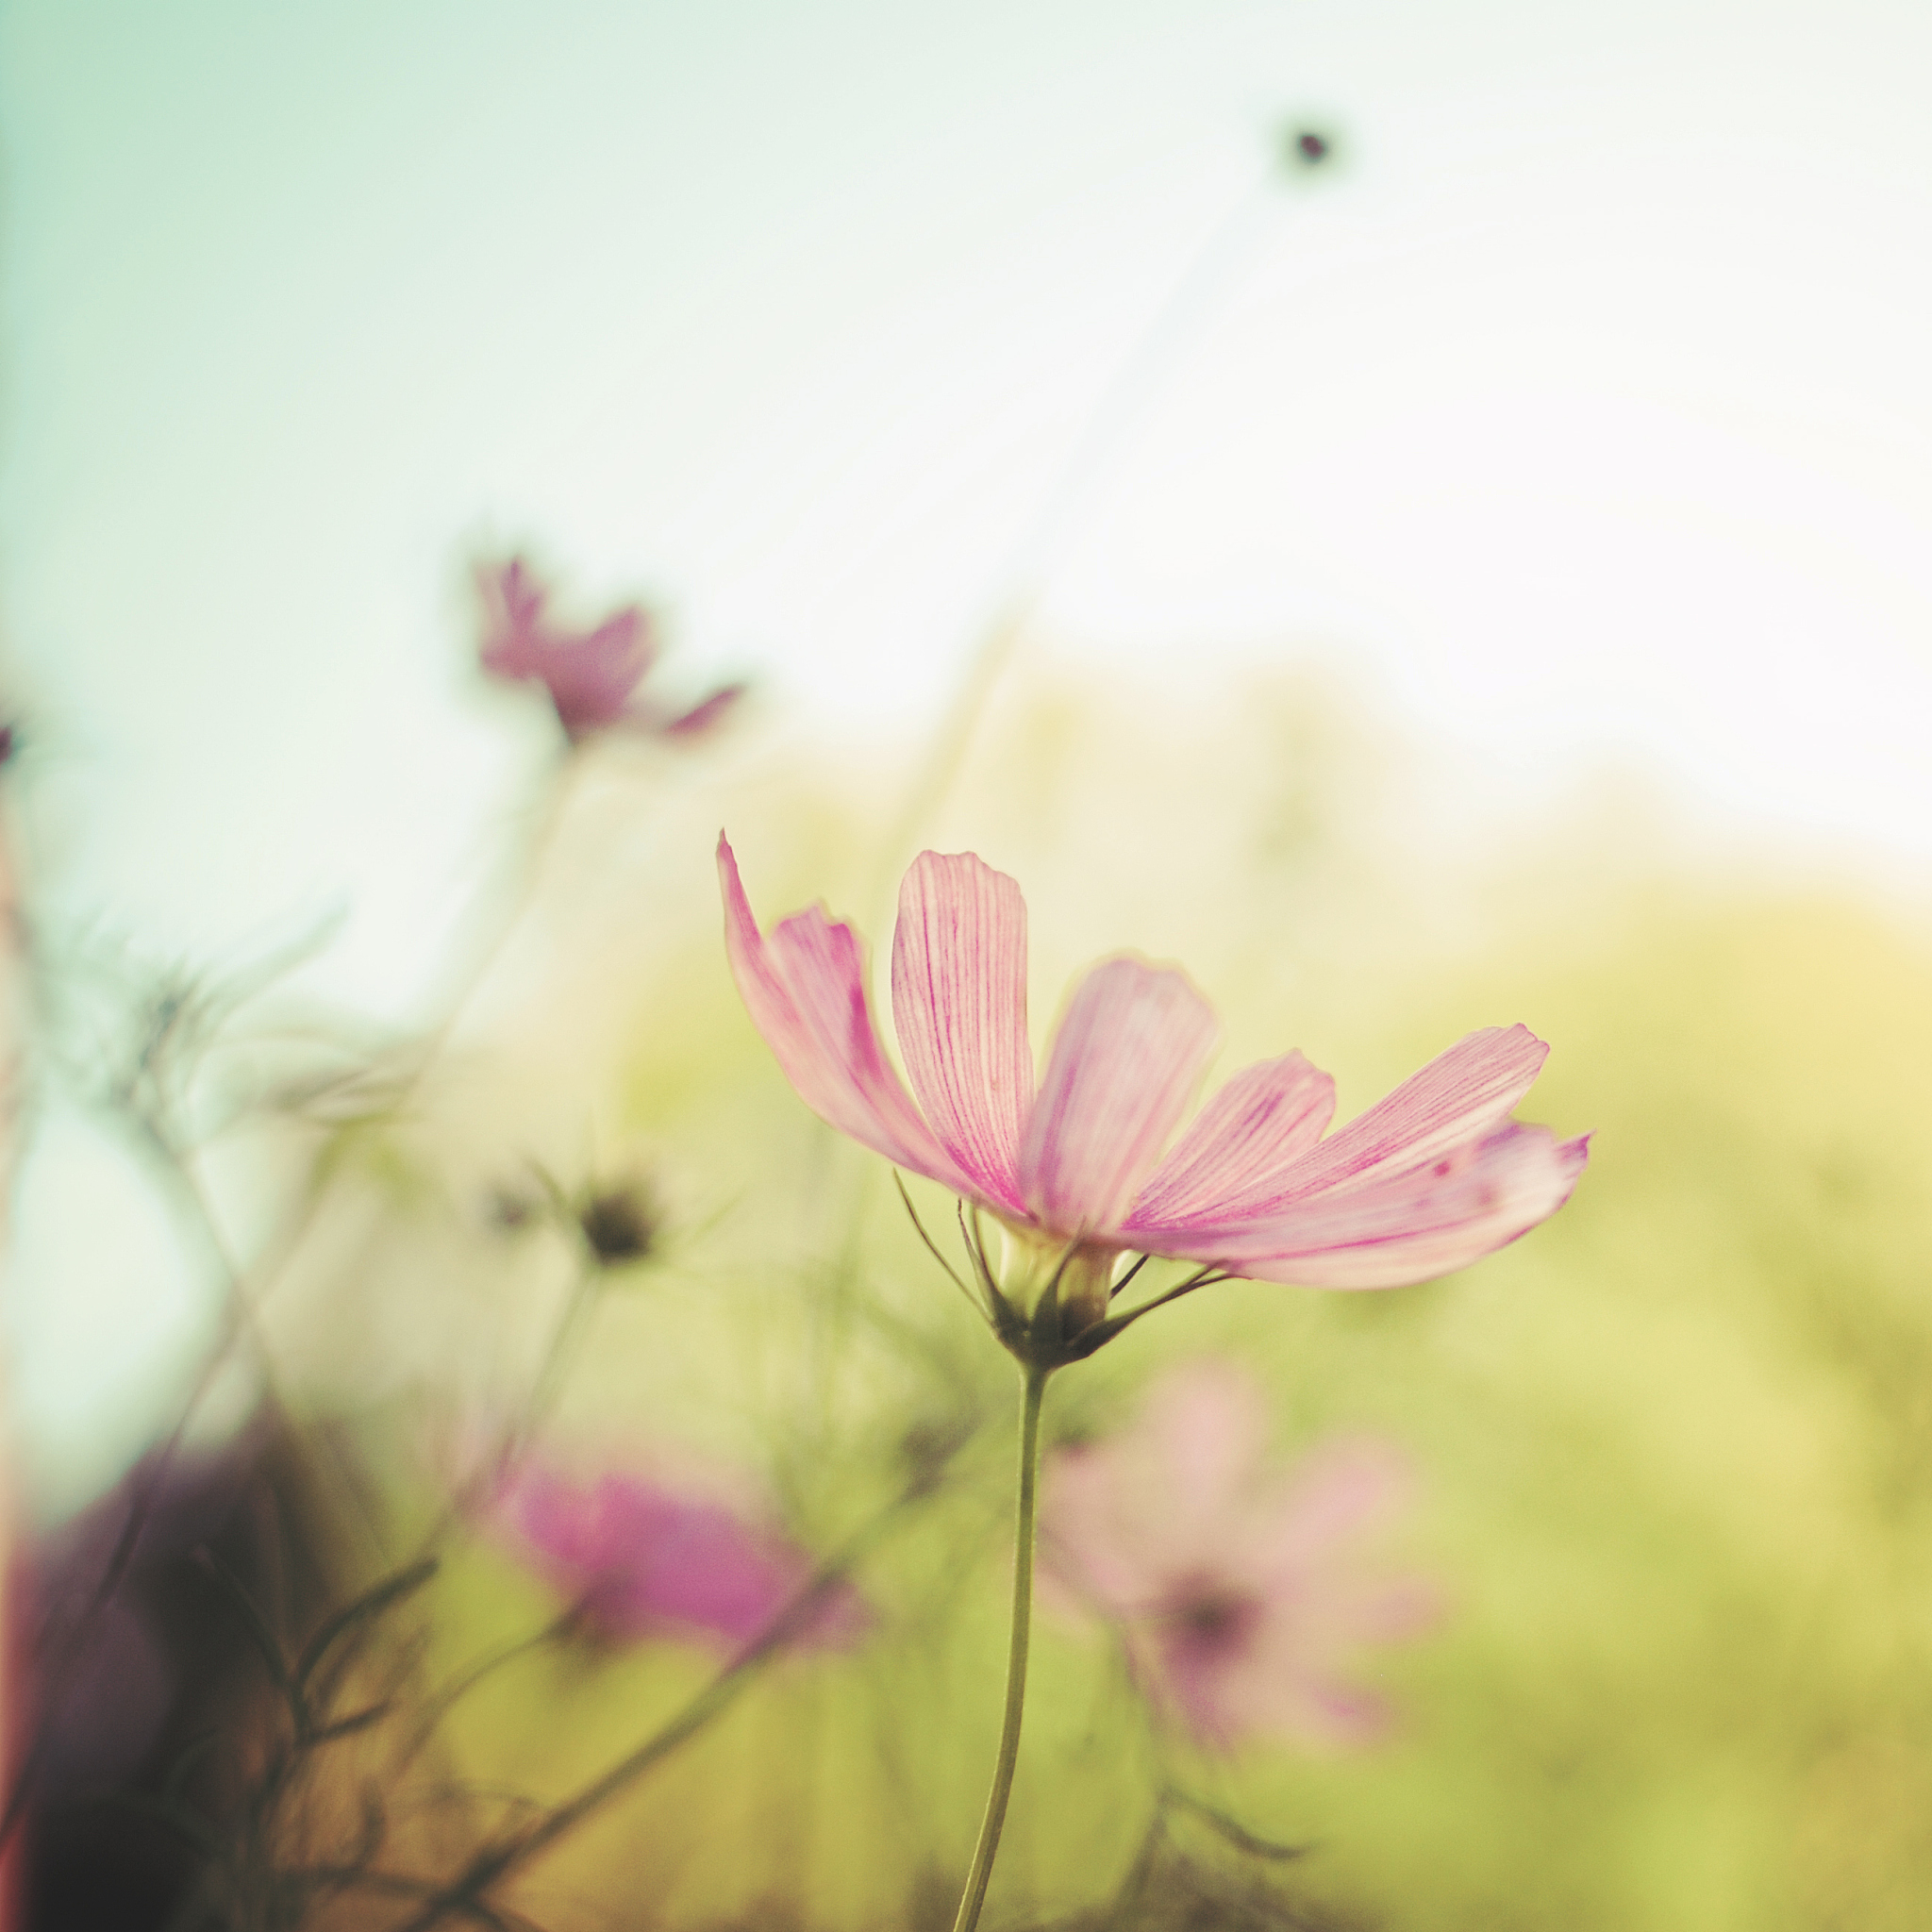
[
  {"xmin": 1122, "ymin": 1052, "xmax": 1336, "ymax": 1239},
  {"xmin": 1207, "ymin": 1629, "xmax": 1393, "ymax": 1749},
  {"xmin": 543, "ymin": 611, "xmax": 652, "ymax": 734},
  {"xmin": 495, "ymin": 1464, "xmax": 868, "ymax": 1654},
  {"xmin": 1040, "ymin": 1364, "xmax": 1274, "ymax": 1617},
  {"xmin": 658, "ymin": 681, "xmax": 747, "ymax": 741},
  {"xmin": 1019, "ymin": 957, "xmax": 1219, "ymax": 1235},
  {"xmin": 1260, "ymin": 1439, "xmax": 1417, "ymax": 1569},
  {"xmin": 1274, "ymin": 1024, "xmax": 1551, "ymax": 1197},
  {"xmin": 718, "ymin": 837, "xmax": 974, "ymax": 1194},
  {"xmin": 1139, "ymin": 1358, "xmax": 1273, "ymax": 1523},
  {"xmin": 890, "ymin": 851, "xmax": 1033, "ymax": 1219},
  {"xmin": 1038, "ymin": 1447, "xmax": 1150, "ymax": 1615},
  {"xmin": 476, "ymin": 558, "xmax": 546, "ymax": 677},
  {"xmin": 1205, "ymin": 1124, "xmax": 1590, "ymax": 1289}
]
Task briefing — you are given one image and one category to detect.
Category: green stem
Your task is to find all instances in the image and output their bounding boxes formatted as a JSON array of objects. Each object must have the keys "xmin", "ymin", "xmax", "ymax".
[
  {"xmin": 952, "ymin": 1360, "xmax": 1052, "ymax": 1932},
  {"xmin": 383, "ymin": 1480, "xmax": 925, "ymax": 1932},
  {"xmin": 506, "ymin": 1261, "xmax": 602, "ymax": 1464}
]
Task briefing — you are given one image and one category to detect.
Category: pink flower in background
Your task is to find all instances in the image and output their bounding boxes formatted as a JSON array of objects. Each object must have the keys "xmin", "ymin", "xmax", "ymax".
[
  {"xmin": 1040, "ymin": 1360, "xmax": 1436, "ymax": 1750},
  {"xmin": 491, "ymin": 1460, "xmax": 870, "ymax": 1657},
  {"xmin": 476, "ymin": 556, "xmax": 744, "ymax": 743},
  {"xmin": 719, "ymin": 838, "xmax": 1586, "ymax": 1306}
]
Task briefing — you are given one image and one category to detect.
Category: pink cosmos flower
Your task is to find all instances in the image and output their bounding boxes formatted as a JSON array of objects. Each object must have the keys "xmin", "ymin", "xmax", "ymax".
[
  {"xmin": 476, "ymin": 556, "xmax": 744, "ymax": 743},
  {"xmin": 491, "ymin": 1459, "xmax": 870, "ymax": 1657},
  {"xmin": 1040, "ymin": 1360, "xmax": 1436, "ymax": 1750},
  {"xmin": 718, "ymin": 838, "xmax": 1586, "ymax": 1340}
]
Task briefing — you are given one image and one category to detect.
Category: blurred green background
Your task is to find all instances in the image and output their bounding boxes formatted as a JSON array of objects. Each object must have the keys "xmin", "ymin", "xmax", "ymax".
[{"xmin": 237, "ymin": 673, "xmax": 1932, "ymax": 1928}]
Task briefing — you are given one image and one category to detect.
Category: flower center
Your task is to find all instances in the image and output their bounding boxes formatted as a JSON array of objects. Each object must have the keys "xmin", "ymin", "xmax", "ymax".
[{"xmin": 1167, "ymin": 1584, "xmax": 1262, "ymax": 1661}]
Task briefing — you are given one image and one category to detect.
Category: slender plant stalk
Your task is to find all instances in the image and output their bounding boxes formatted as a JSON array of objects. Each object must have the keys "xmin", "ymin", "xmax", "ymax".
[
  {"xmin": 0, "ymin": 1125, "xmax": 284, "ymax": 1855},
  {"xmin": 391, "ymin": 1612, "xmax": 574, "ymax": 1775},
  {"xmin": 1110, "ymin": 1794, "xmax": 1171, "ymax": 1924},
  {"xmin": 427, "ymin": 1254, "xmax": 604, "ymax": 1550},
  {"xmin": 872, "ymin": 174, "xmax": 1274, "ymax": 908},
  {"xmin": 0, "ymin": 752, "xmax": 590, "ymax": 1851},
  {"xmin": 381, "ymin": 1611, "xmax": 819, "ymax": 1932},
  {"xmin": 951, "ymin": 1360, "xmax": 1052, "ymax": 1932},
  {"xmin": 381, "ymin": 1473, "xmax": 933, "ymax": 1932},
  {"xmin": 513, "ymin": 1262, "xmax": 603, "ymax": 1451}
]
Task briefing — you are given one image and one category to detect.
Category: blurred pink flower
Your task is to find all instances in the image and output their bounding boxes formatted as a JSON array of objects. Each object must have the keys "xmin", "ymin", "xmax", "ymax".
[
  {"xmin": 491, "ymin": 1459, "xmax": 869, "ymax": 1657},
  {"xmin": 476, "ymin": 556, "xmax": 744, "ymax": 743},
  {"xmin": 719, "ymin": 839, "xmax": 1586, "ymax": 1312},
  {"xmin": 1040, "ymin": 1360, "xmax": 1436, "ymax": 1750}
]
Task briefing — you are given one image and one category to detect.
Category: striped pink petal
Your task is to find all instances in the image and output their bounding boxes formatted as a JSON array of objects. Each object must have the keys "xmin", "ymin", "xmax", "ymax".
[
  {"xmin": 1267, "ymin": 1024, "xmax": 1549, "ymax": 1197},
  {"xmin": 890, "ymin": 852, "xmax": 1033, "ymax": 1219},
  {"xmin": 720, "ymin": 843, "xmax": 1585, "ymax": 1291},
  {"xmin": 1202, "ymin": 1124, "xmax": 1590, "ymax": 1289},
  {"xmin": 1019, "ymin": 957, "xmax": 1218, "ymax": 1235},
  {"xmin": 1123, "ymin": 1052, "xmax": 1336, "ymax": 1236},
  {"xmin": 1116, "ymin": 1026, "xmax": 1585, "ymax": 1290},
  {"xmin": 718, "ymin": 837, "xmax": 974, "ymax": 1195}
]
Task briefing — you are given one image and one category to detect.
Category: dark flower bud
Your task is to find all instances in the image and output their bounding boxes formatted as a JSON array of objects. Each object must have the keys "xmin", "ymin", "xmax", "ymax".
[
  {"xmin": 575, "ymin": 1182, "xmax": 658, "ymax": 1269},
  {"xmin": 1285, "ymin": 125, "xmax": 1336, "ymax": 170}
]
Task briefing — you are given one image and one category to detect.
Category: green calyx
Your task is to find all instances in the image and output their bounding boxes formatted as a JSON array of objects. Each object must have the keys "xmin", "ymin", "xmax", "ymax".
[{"xmin": 986, "ymin": 1228, "xmax": 1121, "ymax": 1369}]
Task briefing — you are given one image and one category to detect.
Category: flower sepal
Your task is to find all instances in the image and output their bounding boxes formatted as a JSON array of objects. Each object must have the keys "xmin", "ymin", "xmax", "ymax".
[{"xmin": 977, "ymin": 1224, "xmax": 1124, "ymax": 1370}]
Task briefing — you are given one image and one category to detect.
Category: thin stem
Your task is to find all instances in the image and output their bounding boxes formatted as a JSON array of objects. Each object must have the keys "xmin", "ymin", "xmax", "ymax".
[
  {"xmin": 1109, "ymin": 1792, "xmax": 1171, "ymax": 1924},
  {"xmin": 1069, "ymin": 1263, "xmax": 1231, "ymax": 1358},
  {"xmin": 951, "ymin": 1359, "xmax": 1052, "ymax": 1932},
  {"xmin": 392, "ymin": 1614, "xmax": 572, "ymax": 1774},
  {"xmin": 893, "ymin": 1172, "xmax": 987, "ymax": 1319},
  {"xmin": 958, "ymin": 1203, "xmax": 1001, "ymax": 1306},
  {"xmin": 501, "ymin": 1259, "xmax": 603, "ymax": 1469},
  {"xmin": 0, "ymin": 1122, "xmax": 292, "ymax": 1854},
  {"xmin": 1162, "ymin": 1783, "xmax": 1311, "ymax": 1862},
  {"xmin": 386, "ymin": 1483, "xmax": 918, "ymax": 1932},
  {"xmin": 1, "ymin": 752, "xmax": 591, "ymax": 1847},
  {"xmin": 417, "ymin": 1250, "xmax": 606, "ymax": 1574},
  {"xmin": 872, "ymin": 175, "xmax": 1275, "ymax": 894},
  {"xmin": 391, "ymin": 744, "xmax": 586, "ymax": 1088}
]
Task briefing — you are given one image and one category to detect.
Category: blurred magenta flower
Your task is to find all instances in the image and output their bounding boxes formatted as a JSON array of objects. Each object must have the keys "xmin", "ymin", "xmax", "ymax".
[
  {"xmin": 719, "ymin": 840, "xmax": 1586, "ymax": 1331},
  {"xmin": 1040, "ymin": 1360, "xmax": 1436, "ymax": 1750},
  {"xmin": 491, "ymin": 1458, "xmax": 870, "ymax": 1657},
  {"xmin": 476, "ymin": 556, "xmax": 743, "ymax": 743}
]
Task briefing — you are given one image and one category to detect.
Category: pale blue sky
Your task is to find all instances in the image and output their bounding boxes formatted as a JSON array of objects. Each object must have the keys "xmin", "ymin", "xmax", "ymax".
[
  {"xmin": 6, "ymin": 0, "xmax": 1932, "ymax": 1504},
  {"xmin": 8, "ymin": 0, "xmax": 1932, "ymax": 1003}
]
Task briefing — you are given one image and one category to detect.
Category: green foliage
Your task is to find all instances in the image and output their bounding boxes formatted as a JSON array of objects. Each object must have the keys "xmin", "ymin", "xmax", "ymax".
[{"xmin": 47, "ymin": 680, "xmax": 1932, "ymax": 1930}]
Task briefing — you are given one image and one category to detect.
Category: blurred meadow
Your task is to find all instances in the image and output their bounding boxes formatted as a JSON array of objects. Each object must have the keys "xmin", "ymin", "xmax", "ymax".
[{"xmin": 6, "ymin": 4, "xmax": 1932, "ymax": 1929}]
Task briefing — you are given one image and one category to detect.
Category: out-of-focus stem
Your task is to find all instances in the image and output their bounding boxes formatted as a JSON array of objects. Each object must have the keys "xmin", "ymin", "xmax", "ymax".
[
  {"xmin": 0, "ymin": 749, "xmax": 590, "ymax": 1852},
  {"xmin": 508, "ymin": 1262, "xmax": 602, "ymax": 1464},
  {"xmin": 392, "ymin": 1614, "xmax": 572, "ymax": 1775},
  {"xmin": 383, "ymin": 1474, "xmax": 925, "ymax": 1932},
  {"xmin": 874, "ymin": 176, "xmax": 1273, "ymax": 900},
  {"xmin": 950, "ymin": 1359, "xmax": 1051, "ymax": 1932}
]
